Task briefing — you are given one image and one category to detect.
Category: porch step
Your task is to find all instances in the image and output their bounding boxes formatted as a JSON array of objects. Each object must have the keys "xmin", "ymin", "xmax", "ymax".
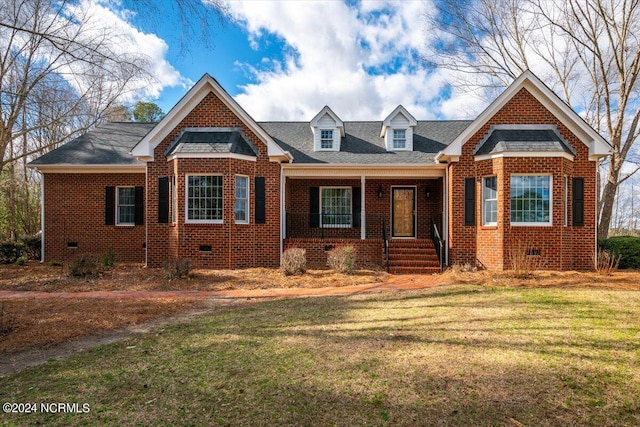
[
  {"xmin": 389, "ymin": 266, "xmax": 441, "ymax": 274},
  {"xmin": 386, "ymin": 239, "xmax": 441, "ymax": 274}
]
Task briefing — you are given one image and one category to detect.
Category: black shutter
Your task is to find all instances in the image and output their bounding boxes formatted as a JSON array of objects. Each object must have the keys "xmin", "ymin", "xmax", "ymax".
[
  {"xmin": 158, "ymin": 177, "xmax": 169, "ymax": 224},
  {"xmin": 134, "ymin": 186, "xmax": 144, "ymax": 225},
  {"xmin": 352, "ymin": 187, "xmax": 361, "ymax": 227},
  {"xmin": 255, "ymin": 177, "xmax": 266, "ymax": 224},
  {"xmin": 572, "ymin": 177, "xmax": 584, "ymax": 226},
  {"xmin": 105, "ymin": 186, "xmax": 115, "ymax": 225},
  {"xmin": 464, "ymin": 178, "xmax": 475, "ymax": 226},
  {"xmin": 309, "ymin": 187, "xmax": 320, "ymax": 228}
]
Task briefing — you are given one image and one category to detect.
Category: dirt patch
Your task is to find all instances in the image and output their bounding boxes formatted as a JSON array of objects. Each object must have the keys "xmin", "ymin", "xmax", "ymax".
[
  {"xmin": 0, "ymin": 261, "xmax": 388, "ymax": 292},
  {"xmin": 0, "ymin": 297, "xmax": 202, "ymax": 356},
  {"xmin": 442, "ymin": 269, "xmax": 640, "ymax": 290}
]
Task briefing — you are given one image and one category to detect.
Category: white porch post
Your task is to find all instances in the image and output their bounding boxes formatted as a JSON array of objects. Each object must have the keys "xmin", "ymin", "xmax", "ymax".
[
  {"xmin": 443, "ymin": 166, "xmax": 449, "ymax": 265},
  {"xmin": 361, "ymin": 175, "xmax": 366, "ymax": 240},
  {"xmin": 280, "ymin": 170, "xmax": 286, "ymax": 264}
]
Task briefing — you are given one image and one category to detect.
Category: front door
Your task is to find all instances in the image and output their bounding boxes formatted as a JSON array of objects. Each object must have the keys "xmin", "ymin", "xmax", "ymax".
[{"xmin": 392, "ymin": 187, "xmax": 416, "ymax": 238}]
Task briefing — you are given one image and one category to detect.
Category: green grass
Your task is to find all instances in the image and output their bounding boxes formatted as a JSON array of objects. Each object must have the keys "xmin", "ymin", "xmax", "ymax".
[{"xmin": 2, "ymin": 285, "xmax": 640, "ymax": 426}]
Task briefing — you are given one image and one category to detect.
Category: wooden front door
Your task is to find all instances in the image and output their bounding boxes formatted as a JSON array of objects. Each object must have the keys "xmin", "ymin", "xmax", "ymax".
[{"xmin": 392, "ymin": 187, "xmax": 416, "ymax": 238}]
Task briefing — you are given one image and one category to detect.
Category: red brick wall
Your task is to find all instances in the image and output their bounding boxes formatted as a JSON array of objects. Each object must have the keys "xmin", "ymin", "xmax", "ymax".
[
  {"xmin": 286, "ymin": 178, "xmax": 442, "ymax": 241},
  {"xmin": 43, "ymin": 173, "xmax": 145, "ymax": 262},
  {"xmin": 283, "ymin": 239, "xmax": 382, "ymax": 268},
  {"xmin": 448, "ymin": 87, "xmax": 597, "ymax": 270},
  {"xmin": 146, "ymin": 91, "xmax": 282, "ymax": 268}
]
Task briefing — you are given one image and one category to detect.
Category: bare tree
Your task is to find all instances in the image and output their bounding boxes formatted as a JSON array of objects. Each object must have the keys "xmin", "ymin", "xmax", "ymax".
[
  {"xmin": 0, "ymin": 0, "xmax": 154, "ymax": 174},
  {"xmin": 427, "ymin": 0, "xmax": 640, "ymax": 238}
]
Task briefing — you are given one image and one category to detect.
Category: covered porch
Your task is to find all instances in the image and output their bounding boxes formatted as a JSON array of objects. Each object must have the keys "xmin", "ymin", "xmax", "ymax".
[{"xmin": 281, "ymin": 165, "xmax": 447, "ymax": 272}]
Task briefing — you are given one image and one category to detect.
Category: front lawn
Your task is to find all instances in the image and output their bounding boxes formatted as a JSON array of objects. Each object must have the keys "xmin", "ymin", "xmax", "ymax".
[{"xmin": 2, "ymin": 285, "xmax": 639, "ymax": 426}]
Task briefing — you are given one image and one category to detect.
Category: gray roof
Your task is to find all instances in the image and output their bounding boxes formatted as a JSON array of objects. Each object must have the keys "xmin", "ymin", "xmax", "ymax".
[
  {"xmin": 258, "ymin": 120, "xmax": 472, "ymax": 164},
  {"xmin": 473, "ymin": 128, "xmax": 576, "ymax": 156},
  {"xmin": 165, "ymin": 130, "xmax": 258, "ymax": 157},
  {"xmin": 30, "ymin": 122, "xmax": 156, "ymax": 166},
  {"xmin": 30, "ymin": 120, "xmax": 473, "ymax": 166}
]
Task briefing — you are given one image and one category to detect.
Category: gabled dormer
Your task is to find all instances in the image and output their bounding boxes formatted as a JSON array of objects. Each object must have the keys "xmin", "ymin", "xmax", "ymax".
[
  {"xmin": 310, "ymin": 106, "xmax": 344, "ymax": 152},
  {"xmin": 380, "ymin": 105, "xmax": 418, "ymax": 151}
]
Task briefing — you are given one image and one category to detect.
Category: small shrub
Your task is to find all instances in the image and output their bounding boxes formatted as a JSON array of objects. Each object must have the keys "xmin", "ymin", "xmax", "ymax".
[
  {"xmin": 595, "ymin": 248, "xmax": 620, "ymax": 275},
  {"xmin": 327, "ymin": 246, "xmax": 357, "ymax": 275},
  {"xmin": 164, "ymin": 258, "xmax": 193, "ymax": 279},
  {"xmin": 48, "ymin": 259, "xmax": 62, "ymax": 267},
  {"xmin": 0, "ymin": 242, "xmax": 25, "ymax": 264},
  {"xmin": 15, "ymin": 255, "xmax": 28, "ymax": 266},
  {"xmin": 508, "ymin": 241, "xmax": 545, "ymax": 278},
  {"xmin": 20, "ymin": 234, "xmax": 41, "ymax": 260},
  {"xmin": 99, "ymin": 245, "xmax": 116, "ymax": 268},
  {"xmin": 281, "ymin": 248, "xmax": 306, "ymax": 276},
  {"xmin": 0, "ymin": 302, "xmax": 16, "ymax": 335},
  {"xmin": 66, "ymin": 253, "xmax": 99, "ymax": 278},
  {"xmin": 598, "ymin": 236, "xmax": 640, "ymax": 269}
]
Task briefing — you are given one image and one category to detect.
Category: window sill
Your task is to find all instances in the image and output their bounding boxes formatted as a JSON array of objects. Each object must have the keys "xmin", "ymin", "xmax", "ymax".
[
  {"xmin": 185, "ymin": 221, "xmax": 223, "ymax": 225},
  {"xmin": 481, "ymin": 225, "xmax": 498, "ymax": 230},
  {"xmin": 510, "ymin": 223, "xmax": 552, "ymax": 227},
  {"xmin": 115, "ymin": 223, "xmax": 136, "ymax": 227}
]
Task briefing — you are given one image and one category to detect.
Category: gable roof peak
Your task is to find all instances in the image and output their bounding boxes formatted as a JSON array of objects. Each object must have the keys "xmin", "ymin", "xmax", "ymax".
[
  {"xmin": 381, "ymin": 105, "xmax": 418, "ymax": 137},
  {"xmin": 310, "ymin": 105, "xmax": 344, "ymax": 136},
  {"xmin": 435, "ymin": 70, "xmax": 611, "ymax": 162},
  {"xmin": 130, "ymin": 73, "xmax": 291, "ymax": 162}
]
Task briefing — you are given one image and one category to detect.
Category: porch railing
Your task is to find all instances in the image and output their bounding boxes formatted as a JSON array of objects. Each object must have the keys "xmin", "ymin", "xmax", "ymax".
[
  {"xmin": 431, "ymin": 217, "xmax": 445, "ymax": 272},
  {"xmin": 382, "ymin": 218, "xmax": 389, "ymax": 272},
  {"xmin": 285, "ymin": 212, "xmax": 386, "ymax": 239}
]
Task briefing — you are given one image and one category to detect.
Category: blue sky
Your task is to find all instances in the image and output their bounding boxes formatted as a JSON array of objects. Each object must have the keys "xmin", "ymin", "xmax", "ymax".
[{"xmin": 90, "ymin": 0, "xmax": 489, "ymax": 121}]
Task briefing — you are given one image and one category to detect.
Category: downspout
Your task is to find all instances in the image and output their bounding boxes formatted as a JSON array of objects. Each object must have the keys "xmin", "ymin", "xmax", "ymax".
[
  {"xmin": 361, "ymin": 175, "xmax": 366, "ymax": 240},
  {"xmin": 280, "ymin": 166, "xmax": 286, "ymax": 265},
  {"xmin": 39, "ymin": 170, "xmax": 45, "ymax": 263},
  {"xmin": 145, "ymin": 164, "xmax": 148, "ymax": 267}
]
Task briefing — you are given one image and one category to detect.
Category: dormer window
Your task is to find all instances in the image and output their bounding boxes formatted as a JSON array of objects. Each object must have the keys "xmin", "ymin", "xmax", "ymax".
[
  {"xmin": 310, "ymin": 106, "xmax": 344, "ymax": 152},
  {"xmin": 321, "ymin": 129, "xmax": 334, "ymax": 149},
  {"xmin": 381, "ymin": 105, "xmax": 417, "ymax": 152},
  {"xmin": 393, "ymin": 129, "xmax": 406, "ymax": 149}
]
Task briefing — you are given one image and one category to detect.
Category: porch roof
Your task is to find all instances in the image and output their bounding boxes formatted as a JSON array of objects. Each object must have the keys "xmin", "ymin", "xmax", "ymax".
[{"xmin": 259, "ymin": 120, "xmax": 471, "ymax": 164}]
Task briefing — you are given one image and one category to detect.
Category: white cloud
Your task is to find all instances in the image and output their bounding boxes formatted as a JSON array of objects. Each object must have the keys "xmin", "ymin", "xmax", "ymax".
[{"xmin": 226, "ymin": 0, "xmax": 480, "ymax": 121}]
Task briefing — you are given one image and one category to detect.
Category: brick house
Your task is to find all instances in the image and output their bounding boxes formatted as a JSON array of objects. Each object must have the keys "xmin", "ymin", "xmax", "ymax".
[{"xmin": 29, "ymin": 71, "xmax": 611, "ymax": 272}]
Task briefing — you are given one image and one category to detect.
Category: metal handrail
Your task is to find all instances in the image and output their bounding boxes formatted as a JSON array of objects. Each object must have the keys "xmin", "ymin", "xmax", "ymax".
[
  {"xmin": 431, "ymin": 218, "xmax": 445, "ymax": 273},
  {"xmin": 382, "ymin": 218, "xmax": 389, "ymax": 272}
]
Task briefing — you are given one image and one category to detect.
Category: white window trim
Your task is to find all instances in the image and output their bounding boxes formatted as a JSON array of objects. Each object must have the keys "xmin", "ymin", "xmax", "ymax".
[
  {"xmin": 510, "ymin": 174, "xmax": 553, "ymax": 227},
  {"xmin": 185, "ymin": 174, "xmax": 223, "ymax": 224},
  {"xmin": 320, "ymin": 186, "xmax": 352, "ymax": 228},
  {"xmin": 392, "ymin": 129, "xmax": 407, "ymax": 150},
  {"xmin": 116, "ymin": 186, "xmax": 135, "ymax": 226},
  {"xmin": 563, "ymin": 176, "xmax": 568, "ymax": 227},
  {"xmin": 235, "ymin": 175, "xmax": 250, "ymax": 224},
  {"xmin": 318, "ymin": 128, "xmax": 335, "ymax": 151},
  {"xmin": 482, "ymin": 176, "xmax": 498, "ymax": 226},
  {"xmin": 387, "ymin": 127, "xmax": 411, "ymax": 151},
  {"xmin": 171, "ymin": 176, "xmax": 177, "ymax": 224}
]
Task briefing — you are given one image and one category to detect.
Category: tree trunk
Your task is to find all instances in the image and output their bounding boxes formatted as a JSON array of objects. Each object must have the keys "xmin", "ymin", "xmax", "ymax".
[{"xmin": 598, "ymin": 168, "xmax": 622, "ymax": 239}]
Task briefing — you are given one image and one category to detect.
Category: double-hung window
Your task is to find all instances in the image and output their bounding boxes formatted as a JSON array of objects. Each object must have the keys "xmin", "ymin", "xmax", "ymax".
[
  {"xmin": 482, "ymin": 176, "xmax": 497, "ymax": 226},
  {"xmin": 235, "ymin": 176, "xmax": 249, "ymax": 224},
  {"xmin": 186, "ymin": 175, "xmax": 223, "ymax": 223},
  {"xmin": 321, "ymin": 187, "xmax": 351, "ymax": 228},
  {"xmin": 510, "ymin": 175, "xmax": 552, "ymax": 225},
  {"xmin": 320, "ymin": 129, "xmax": 333, "ymax": 149},
  {"xmin": 393, "ymin": 129, "xmax": 406, "ymax": 149},
  {"xmin": 116, "ymin": 187, "xmax": 135, "ymax": 225}
]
